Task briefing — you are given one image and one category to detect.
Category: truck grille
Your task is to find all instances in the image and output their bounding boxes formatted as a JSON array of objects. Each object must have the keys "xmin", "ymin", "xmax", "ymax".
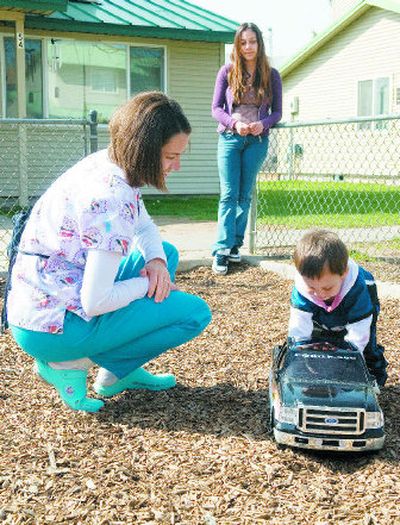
[{"xmin": 298, "ymin": 406, "xmax": 365, "ymax": 435}]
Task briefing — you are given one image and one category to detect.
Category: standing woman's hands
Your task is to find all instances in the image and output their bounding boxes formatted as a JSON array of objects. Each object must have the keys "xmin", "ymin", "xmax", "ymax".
[
  {"xmin": 248, "ymin": 121, "xmax": 264, "ymax": 136},
  {"xmin": 140, "ymin": 258, "xmax": 178, "ymax": 303},
  {"xmin": 235, "ymin": 121, "xmax": 250, "ymax": 136}
]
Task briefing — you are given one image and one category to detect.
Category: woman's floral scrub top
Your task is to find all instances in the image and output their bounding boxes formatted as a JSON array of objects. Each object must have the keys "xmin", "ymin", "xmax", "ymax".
[{"xmin": 7, "ymin": 149, "xmax": 152, "ymax": 334}]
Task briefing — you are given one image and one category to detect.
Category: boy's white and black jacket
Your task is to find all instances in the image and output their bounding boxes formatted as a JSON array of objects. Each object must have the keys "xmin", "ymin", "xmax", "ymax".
[{"xmin": 288, "ymin": 259, "xmax": 379, "ymax": 352}]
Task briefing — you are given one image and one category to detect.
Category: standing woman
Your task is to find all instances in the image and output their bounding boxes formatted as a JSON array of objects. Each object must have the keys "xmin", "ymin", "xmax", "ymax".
[
  {"xmin": 6, "ymin": 91, "xmax": 212, "ymax": 413},
  {"xmin": 211, "ymin": 22, "xmax": 282, "ymax": 275}
]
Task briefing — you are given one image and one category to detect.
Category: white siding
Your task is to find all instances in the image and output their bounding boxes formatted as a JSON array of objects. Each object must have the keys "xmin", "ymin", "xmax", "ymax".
[
  {"xmin": 157, "ymin": 40, "xmax": 222, "ymax": 195},
  {"xmin": 280, "ymin": 7, "xmax": 400, "ymax": 178},
  {"xmin": 283, "ymin": 8, "xmax": 400, "ymax": 121}
]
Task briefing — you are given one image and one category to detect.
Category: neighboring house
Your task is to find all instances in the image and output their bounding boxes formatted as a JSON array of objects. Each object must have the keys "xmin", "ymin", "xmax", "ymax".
[
  {"xmin": 0, "ymin": 0, "xmax": 238, "ymax": 195},
  {"xmin": 281, "ymin": 0, "xmax": 400, "ymax": 122},
  {"xmin": 277, "ymin": 0, "xmax": 400, "ymax": 178}
]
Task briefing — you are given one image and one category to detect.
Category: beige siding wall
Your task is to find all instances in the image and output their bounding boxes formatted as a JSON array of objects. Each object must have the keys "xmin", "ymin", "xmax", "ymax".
[
  {"xmin": 163, "ymin": 40, "xmax": 222, "ymax": 195},
  {"xmin": 283, "ymin": 8, "xmax": 400, "ymax": 121}
]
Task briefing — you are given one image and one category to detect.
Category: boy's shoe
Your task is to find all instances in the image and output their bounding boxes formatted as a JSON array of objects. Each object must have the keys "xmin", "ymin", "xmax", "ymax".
[
  {"xmin": 34, "ymin": 359, "xmax": 104, "ymax": 413},
  {"xmin": 228, "ymin": 246, "xmax": 241, "ymax": 263},
  {"xmin": 93, "ymin": 366, "xmax": 177, "ymax": 398},
  {"xmin": 212, "ymin": 249, "xmax": 229, "ymax": 275},
  {"xmin": 370, "ymin": 368, "xmax": 388, "ymax": 387}
]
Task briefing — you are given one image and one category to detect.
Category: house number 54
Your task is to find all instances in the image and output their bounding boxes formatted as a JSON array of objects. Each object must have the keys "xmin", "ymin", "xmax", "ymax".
[{"xmin": 17, "ymin": 32, "xmax": 24, "ymax": 49}]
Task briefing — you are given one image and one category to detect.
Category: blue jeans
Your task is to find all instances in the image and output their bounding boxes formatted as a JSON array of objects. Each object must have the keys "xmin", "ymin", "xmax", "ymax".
[
  {"xmin": 11, "ymin": 242, "xmax": 212, "ymax": 379},
  {"xmin": 213, "ymin": 132, "xmax": 269, "ymax": 254}
]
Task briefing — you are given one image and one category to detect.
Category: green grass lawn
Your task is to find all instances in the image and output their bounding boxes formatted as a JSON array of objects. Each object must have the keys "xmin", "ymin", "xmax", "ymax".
[
  {"xmin": 143, "ymin": 195, "xmax": 219, "ymax": 221},
  {"xmin": 257, "ymin": 180, "xmax": 400, "ymax": 228},
  {"xmin": 144, "ymin": 180, "xmax": 400, "ymax": 228}
]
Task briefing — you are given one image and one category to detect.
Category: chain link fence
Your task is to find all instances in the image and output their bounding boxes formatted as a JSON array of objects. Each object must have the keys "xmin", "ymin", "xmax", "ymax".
[
  {"xmin": 249, "ymin": 115, "xmax": 400, "ymax": 262},
  {"xmin": 1, "ymin": 114, "xmax": 399, "ymax": 272},
  {"xmin": 0, "ymin": 115, "xmax": 97, "ymax": 273}
]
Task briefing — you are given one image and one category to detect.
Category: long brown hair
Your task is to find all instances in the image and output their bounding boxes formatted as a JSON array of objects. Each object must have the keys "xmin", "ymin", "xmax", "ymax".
[
  {"xmin": 108, "ymin": 92, "xmax": 191, "ymax": 191},
  {"xmin": 229, "ymin": 22, "xmax": 271, "ymax": 105}
]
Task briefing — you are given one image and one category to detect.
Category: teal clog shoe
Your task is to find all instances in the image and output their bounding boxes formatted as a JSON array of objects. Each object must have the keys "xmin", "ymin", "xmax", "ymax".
[
  {"xmin": 35, "ymin": 360, "xmax": 104, "ymax": 413},
  {"xmin": 93, "ymin": 366, "xmax": 176, "ymax": 398}
]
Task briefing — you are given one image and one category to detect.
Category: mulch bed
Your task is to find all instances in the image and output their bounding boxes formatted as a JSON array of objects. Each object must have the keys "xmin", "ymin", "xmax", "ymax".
[{"xmin": 1, "ymin": 265, "xmax": 399, "ymax": 525}]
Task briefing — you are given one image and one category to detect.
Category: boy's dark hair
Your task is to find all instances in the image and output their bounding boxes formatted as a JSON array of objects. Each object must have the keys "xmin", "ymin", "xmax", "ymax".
[
  {"xmin": 293, "ymin": 229, "xmax": 349, "ymax": 278},
  {"xmin": 108, "ymin": 91, "xmax": 191, "ymax": 191}
]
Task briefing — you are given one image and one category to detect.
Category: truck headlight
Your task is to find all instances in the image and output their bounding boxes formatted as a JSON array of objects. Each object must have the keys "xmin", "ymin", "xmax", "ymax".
[
  {"xmin": 365, "ymin": 411, "xmax": 384, "ymax": 429},
  {"xmin": 276, "ymin": 406, "xmax": 298, "ymax": 425}
]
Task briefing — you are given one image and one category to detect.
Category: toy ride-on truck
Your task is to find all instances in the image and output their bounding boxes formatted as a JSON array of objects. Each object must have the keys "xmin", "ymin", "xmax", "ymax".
[{"xmin": 269, "ymin": 340, "xmax": 385, "ymax": 452}]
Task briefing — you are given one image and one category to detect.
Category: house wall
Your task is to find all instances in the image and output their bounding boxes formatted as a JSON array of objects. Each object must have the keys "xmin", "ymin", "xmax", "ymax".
[
  {"xmin": 280, "ymin": 7, "xmax": 400, "ymax": 177},
  {"xmin": 283, "ymin": 8, "xmax": 400, "ymax": 121},
  {"xmin": 0, "ymin": 30, "xmax": 224, "ymax": 197}
]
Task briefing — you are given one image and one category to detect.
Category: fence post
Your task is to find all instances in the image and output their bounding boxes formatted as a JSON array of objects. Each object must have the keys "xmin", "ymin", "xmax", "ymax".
[
  {"xmin": 89, "ymin": 110, "xmax": 98, "ymax": 154},
  {"xmin": 248, "ymin": 183, "xmax": 258, "ymax": 254},
  {"xmin": 288, "ymin": 126, "xmax": 294, "ymax": 180},
  {"xmin": 18, "ymin": 124, "xmax": 29, "ymax": 208}
]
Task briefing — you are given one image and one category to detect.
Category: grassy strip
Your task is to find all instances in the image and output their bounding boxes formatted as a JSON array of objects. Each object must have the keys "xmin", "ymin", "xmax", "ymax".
[
  {"xmin": 143, "ymin": 195, "xmax": 219, "ymax": 221},
  {"xmin": 144, "ymin": 180, "xmax": 400, "ymax": 227},
  {"xmin": 257, "ymin": 180, "xmax": 400, "ymax": 228}
]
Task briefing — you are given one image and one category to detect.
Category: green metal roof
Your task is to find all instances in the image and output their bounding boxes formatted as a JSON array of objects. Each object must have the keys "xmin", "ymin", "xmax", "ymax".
[
  {"xmin": 23, "ymin": 0, "xmax": 239, "ymax": 43},
  {"xmin": 0, "ymin": 0, "xmax": 68, "ymax": 13},
  {"xmin": 280, "ymin": 0, "xmax": 400, "ymax": 77}
]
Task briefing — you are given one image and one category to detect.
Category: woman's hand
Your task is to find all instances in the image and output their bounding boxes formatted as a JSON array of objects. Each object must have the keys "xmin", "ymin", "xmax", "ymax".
[
  {"xmin": 235, "ymin": 121, "xmax": 250, "ymax": 136},
  {"xmin": 248, "ymin": 121, "xmax": 264, "ymax": 136},
  {"xmin": 140, "ymin": 258, "xmax": 175, "ymax": 303}
]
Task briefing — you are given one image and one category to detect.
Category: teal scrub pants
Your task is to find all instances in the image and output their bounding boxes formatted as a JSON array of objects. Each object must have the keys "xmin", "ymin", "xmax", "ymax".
[{"xmin": 10, "ymin": 242, "xmax": 212, "ymax": 379}]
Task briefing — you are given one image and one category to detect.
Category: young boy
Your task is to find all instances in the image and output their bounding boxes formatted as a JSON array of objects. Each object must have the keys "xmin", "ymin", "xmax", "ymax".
[{"xmin": 288, "ymin": 229, "xmax": 388, "ymax": 386}]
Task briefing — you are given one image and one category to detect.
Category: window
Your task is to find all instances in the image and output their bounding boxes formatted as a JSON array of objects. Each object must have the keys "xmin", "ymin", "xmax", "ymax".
[
  {"xmin": 47, "ymin": 40, "xmax": 127, "ymax": 122},
  {"xmin": 357, "ymin": 77, "xmax": 389, "ymax": 130},
  {"xmin": 4, "ymin": 37, "xmax": 17, "ymax": 117},
  {"xmin": 25, "ymin": 40, "xmax": 43, "ymax": 118},
  {"xmin": 130, "ymin": 46, "xmax": 164, "ymax": 96},
  {"xmin": 4, "ymin": 37, "xmax": 43, "ymax": 118},
  {"xmin": 1, "ymin": 37, "xmax": 166, "ymax": 121}
]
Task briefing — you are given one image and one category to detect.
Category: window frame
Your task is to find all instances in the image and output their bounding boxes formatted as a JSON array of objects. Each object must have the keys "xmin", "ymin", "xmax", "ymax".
[
  {"xmin": 129, "ymin": 43, "xmax": 167, "ymax": 98},
  {"xmin": 356, "ymin": 76, "xmax": 391, "ymax": 130}
]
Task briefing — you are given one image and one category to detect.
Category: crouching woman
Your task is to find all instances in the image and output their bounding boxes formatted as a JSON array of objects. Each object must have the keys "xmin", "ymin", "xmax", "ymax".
[{"xmin": 6, "ymin": 92, "xmax": 212, "ymax": 413}]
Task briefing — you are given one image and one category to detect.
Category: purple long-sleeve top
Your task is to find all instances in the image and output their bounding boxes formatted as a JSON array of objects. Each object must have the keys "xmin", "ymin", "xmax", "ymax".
[{"xmin": 211, "ymin": 63, "xmax": 282, "ymax": 135}]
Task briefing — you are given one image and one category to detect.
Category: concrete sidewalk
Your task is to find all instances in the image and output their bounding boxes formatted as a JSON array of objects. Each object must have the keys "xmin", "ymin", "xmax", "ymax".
[
  {"xmin": 155, "ymin": 216, "xmax": 400, "ymax": 300},
  {"xmin": 154, "ymin": 216, "xmax": 262, "ymax": 271},
  {"xmin": 155, "ymin": 217, "xmax": 217, "ymax": 265}
]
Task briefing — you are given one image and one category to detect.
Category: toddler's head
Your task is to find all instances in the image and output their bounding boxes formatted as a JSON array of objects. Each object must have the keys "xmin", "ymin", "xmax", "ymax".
[{"xmin": 294, "ymin": 229, "xmax": 349, "ymax": 302}]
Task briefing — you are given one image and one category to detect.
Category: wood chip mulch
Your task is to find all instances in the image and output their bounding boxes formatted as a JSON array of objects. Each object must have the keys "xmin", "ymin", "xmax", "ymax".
[{"xmin": 1, "ymin": 265, "xmax": 399, "ymax": 525}]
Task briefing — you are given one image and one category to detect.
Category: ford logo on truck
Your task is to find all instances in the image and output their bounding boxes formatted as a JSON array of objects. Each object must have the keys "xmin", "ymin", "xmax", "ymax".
[{"xmin": 325, "ymin": 417, "xmax": 339, "ymax": 425}]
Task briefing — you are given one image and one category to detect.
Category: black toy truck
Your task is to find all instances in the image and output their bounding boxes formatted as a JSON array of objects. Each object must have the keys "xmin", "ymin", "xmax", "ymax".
[{"xmin": 269, "ymin": 340, "xmax": 385, "ymax": 452}]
